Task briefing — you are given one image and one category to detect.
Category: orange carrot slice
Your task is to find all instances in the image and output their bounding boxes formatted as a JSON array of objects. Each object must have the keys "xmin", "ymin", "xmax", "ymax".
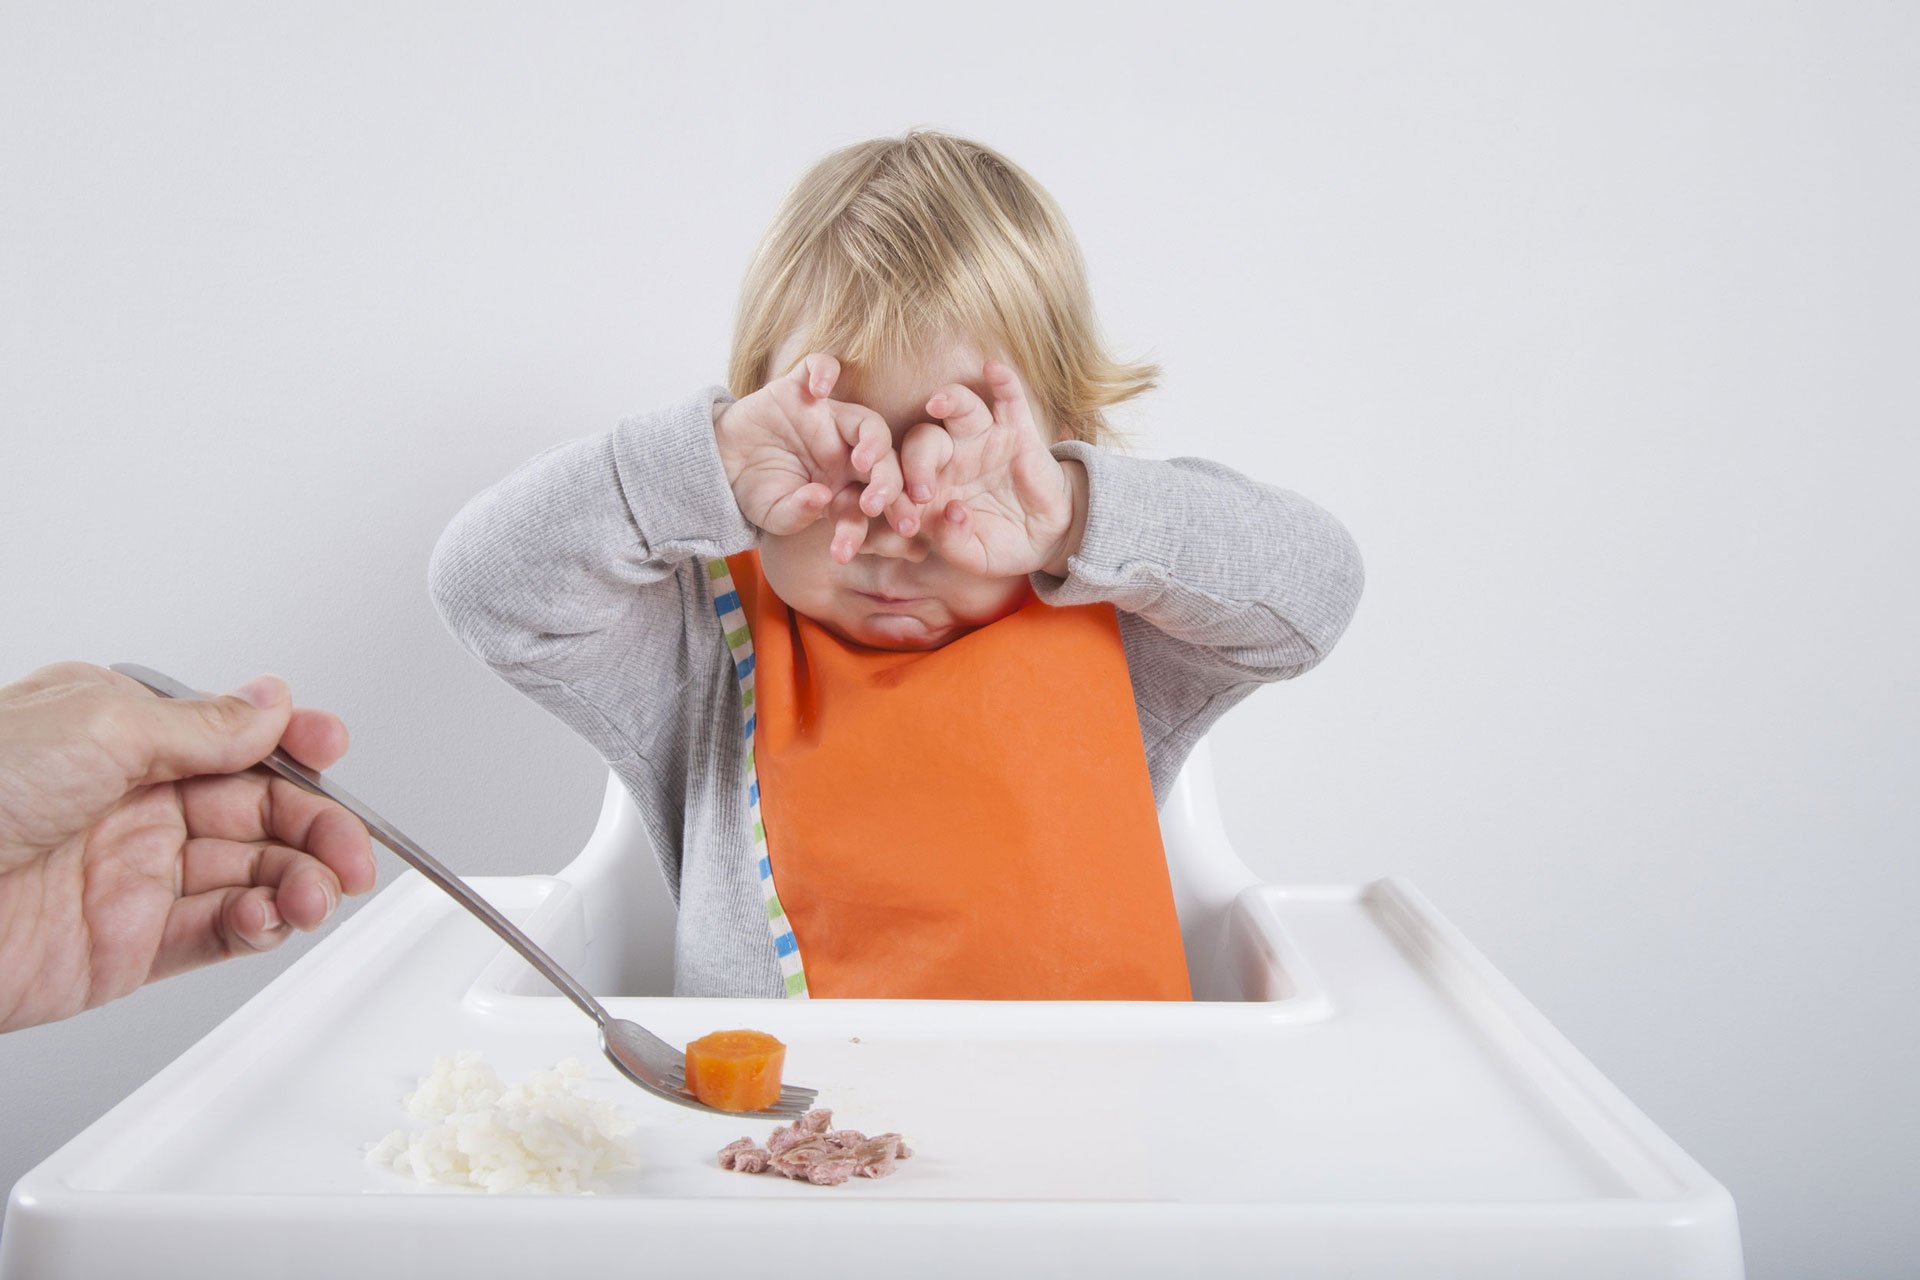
[{"xmin": 685, "ymin": 1029, "xmax": 787, "ymax": 1113}]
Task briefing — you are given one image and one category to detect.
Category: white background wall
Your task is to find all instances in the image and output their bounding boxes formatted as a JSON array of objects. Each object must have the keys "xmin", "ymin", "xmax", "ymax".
[{"xmin": 2, "ymin": 3, "xmax": 1914, "ymax": 1275}]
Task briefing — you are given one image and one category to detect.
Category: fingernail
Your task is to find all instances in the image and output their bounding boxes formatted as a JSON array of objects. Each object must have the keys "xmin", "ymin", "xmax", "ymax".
[
  {"xmin": 257, "ymin": 898, "xmax": 283, "ymax": 931},
  {"xmin": 910, "ymin": 484, "xmax": 931, "ymax": 502},
  {"xmin": 232, "ymin": 675, "xmax": 286, "ymax": 709}
]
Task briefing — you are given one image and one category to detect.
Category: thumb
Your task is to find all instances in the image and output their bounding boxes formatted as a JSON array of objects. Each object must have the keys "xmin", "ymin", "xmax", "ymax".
[{"xmin": 123, "ymin": 675, "xmax": 294, "ymax": 786}]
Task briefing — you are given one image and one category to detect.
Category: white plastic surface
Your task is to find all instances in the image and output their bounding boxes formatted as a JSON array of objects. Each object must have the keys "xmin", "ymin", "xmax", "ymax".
[{"xmin": 1, "ymin": 749, "xmax": 1743, "ymax": 1278}]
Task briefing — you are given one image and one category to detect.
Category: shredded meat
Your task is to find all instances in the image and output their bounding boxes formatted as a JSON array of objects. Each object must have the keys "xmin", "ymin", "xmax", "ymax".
[
  {"xmin": 718, "ymin": 1137, "xmax": 772, "ymax": 1175},
  {"xmin": 716, "ymin": 1109, "xmax": 912, "ymax": 1186}
]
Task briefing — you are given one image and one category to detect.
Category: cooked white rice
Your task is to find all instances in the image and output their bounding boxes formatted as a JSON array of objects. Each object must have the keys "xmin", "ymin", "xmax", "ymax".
[{"xmin": 367, "ymin": 1051, "xmax": 637, "ymax": 1194}]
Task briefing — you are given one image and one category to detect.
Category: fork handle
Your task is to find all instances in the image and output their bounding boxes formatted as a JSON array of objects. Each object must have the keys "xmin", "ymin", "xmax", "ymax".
[{"xmin": 110, "ymin": 663, "xmax": 616, "ymax": 1030}]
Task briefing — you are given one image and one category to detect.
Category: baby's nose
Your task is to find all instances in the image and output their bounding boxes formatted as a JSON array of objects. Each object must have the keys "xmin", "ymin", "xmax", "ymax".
[{"xmin": 860, "ymin": 516, "xmax": 929, "ymax": 563}]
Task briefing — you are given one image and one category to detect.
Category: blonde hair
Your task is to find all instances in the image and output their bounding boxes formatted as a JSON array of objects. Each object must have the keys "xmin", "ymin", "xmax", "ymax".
[{"xmin": 727, "ymin": 130, "xmax": 1156, "ymax": 445}]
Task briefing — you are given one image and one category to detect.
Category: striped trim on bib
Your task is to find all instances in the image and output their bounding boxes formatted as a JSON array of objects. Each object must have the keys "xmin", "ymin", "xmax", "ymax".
[{"xmin": 704, "ymin": 557, "xmax": 809, "ymax": 997}]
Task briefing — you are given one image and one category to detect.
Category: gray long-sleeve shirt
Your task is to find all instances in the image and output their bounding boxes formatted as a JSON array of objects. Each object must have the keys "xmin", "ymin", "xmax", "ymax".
[{"xmin": 428, "ymin": 386, "xmax": 1364, "ymax": 997}]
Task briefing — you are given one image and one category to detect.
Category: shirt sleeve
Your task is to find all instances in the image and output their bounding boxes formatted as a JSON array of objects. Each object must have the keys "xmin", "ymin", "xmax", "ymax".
[
  {"xmin": 426, "ymin": 384, "xmax": 751, "ymax": 768},
  {"xmin": 1031, "ymin": 440, "xmax": 1365, "ymax": 764}
]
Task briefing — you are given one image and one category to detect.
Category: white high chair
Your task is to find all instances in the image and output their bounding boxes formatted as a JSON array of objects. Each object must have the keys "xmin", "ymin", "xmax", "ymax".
[
  {"xmin": 3, "ymin": 742, "xmax": 1747, "ymax": 1278},
  {"xmin": 554, "ymin": 738, "xmax": 1263, "ymax": 1000}
]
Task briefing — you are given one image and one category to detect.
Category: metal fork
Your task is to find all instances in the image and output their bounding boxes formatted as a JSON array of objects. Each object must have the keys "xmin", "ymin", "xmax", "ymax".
[{"xmin": 111, "ymin": 663, "xmax": 818, "ymax": 1119}]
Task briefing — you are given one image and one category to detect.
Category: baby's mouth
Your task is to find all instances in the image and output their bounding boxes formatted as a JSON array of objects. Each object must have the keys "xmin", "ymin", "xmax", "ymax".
[{"xmin": 854, "ymin": 589, "xmax": 923, "ymax": 608}]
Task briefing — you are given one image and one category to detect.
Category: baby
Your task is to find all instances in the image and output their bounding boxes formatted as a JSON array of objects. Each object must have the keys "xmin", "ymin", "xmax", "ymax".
[{"xmin": 430, "ymin": 131, "xmax": 1363, "ymax": 1001}]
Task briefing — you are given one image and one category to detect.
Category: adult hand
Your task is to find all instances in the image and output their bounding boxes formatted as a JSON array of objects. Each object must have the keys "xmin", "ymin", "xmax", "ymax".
[
  {"xmin": 903, "ymin": 360, "xmax": 1089, "ymax": 578},
  {"xmin": 0, "ymin": 662, "xmax": 376, "ymax": 1033},
  {"xmin": 714, "ymin": 352, "xmax": 915, "ymax": 562}
]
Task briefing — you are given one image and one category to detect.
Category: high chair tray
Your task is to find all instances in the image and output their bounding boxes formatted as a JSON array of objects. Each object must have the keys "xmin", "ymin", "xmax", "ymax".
[{"xmin": 1, "ymin": 872, "xmax": 1742, "ymax": 1279}]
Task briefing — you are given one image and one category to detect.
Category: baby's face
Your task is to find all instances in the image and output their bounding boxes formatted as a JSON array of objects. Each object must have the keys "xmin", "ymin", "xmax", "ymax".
[{"xmin": 757, "ymin": 333, "xmax": 1050, "ymax": 651}]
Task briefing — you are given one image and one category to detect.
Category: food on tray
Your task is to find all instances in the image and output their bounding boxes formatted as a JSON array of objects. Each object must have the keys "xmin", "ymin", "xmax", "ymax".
[
  {"xmin": 717, "ymin": 1108, "xmax": 912, "ymax": 1186},
  {"xmin": 366, "ymin": 1052, "xmax": 636, "ymax": 1194},
  {"xmin": 684, "ymin": 1028, "xmax": 787, "ymax": 1112}
]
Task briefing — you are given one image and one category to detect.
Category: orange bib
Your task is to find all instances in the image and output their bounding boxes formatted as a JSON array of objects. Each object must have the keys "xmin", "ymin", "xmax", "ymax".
[{"xmin": 726, "ymin": 551, "xmax": 1191, "ymax": 1001}]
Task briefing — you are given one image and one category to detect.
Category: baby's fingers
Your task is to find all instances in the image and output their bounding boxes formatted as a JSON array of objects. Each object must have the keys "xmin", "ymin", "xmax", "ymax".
[
  {"xmin": 884, "ymin": 492, "xmax": 921, "ymax": 538},
  {"xmin": 786, "ymin": 352, "xmax": 842, "ymax": 401},
  {"xmin": 928, "ymin": 498, "xmax": 978, "ymax": 562},
  {"xmin": 899, "ymin": 421, "xmax": 954, "ymax": 504},
  {"xmin": 982, "ymin": 360, "xmax": 1040, "ymax": 436},
  {"xmin": 758, "ymin": 481, "xmax": 834, "ymax": 535},
  {"xmin": 861, "ymin": 449, "xmax": 904, "ymax": 519},
  {"xmin": 831, "ymin": 401, "xmax": 893, "ymax": 475},
  {"xmin": 926, "ymin": 383, "xmax": 994, "ymax": 440},
  {"xmin": 827, "ymin": 488, "xmax": 870, "ymax": 564}
]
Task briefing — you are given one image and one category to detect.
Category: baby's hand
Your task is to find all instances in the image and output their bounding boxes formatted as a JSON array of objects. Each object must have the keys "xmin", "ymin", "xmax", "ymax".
[
  {"xmin": 715, "ymin": 354, "xmax": 910, "ymax": 562},
  {"xmin": 903, "ymin": 361, "xmax": 1084, "ymax": 578}
]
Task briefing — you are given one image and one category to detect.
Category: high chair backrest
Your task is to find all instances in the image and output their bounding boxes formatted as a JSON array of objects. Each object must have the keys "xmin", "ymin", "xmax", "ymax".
[{"xmin": 557, "ymin": 738, "xmax": 1258, "ymax": 997}]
